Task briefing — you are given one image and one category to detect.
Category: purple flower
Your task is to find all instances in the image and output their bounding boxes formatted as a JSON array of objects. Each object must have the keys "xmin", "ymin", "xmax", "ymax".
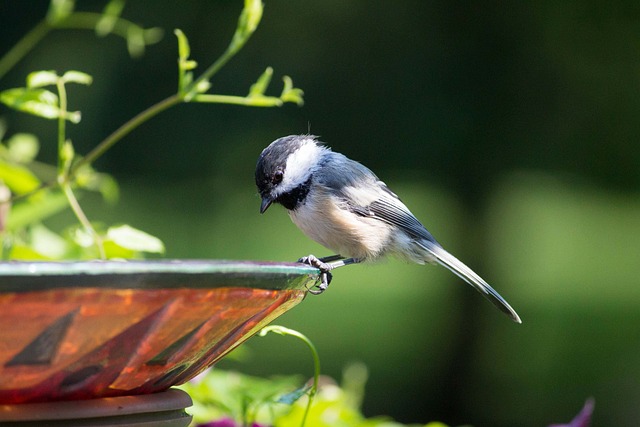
[
  {"xmin": 196, "ymin": 419, "xmax": 270, "ymax": 427},
  {"xmin": 196, "ymin": 418, "xmax": 236, "ymax": 427},
  {"xmin": 548, "ymin": 398, "xmax": 594, "ymax": 427}
]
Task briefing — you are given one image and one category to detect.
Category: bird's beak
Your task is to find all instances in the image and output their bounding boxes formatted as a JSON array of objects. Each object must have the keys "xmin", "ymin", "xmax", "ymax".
[{"xmin": 260, "ymin": 196, "xmax": 273, "ymax": 214}]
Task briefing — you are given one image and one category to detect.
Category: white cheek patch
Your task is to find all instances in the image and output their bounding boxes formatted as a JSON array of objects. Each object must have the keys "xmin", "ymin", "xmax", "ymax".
[{"xmin": 282, "ymin": 140, "xmax": 326, "ymax": 191}]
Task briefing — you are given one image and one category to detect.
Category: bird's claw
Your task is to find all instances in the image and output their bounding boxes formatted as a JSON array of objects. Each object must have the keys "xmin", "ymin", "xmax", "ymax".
[{"xmin": 298, "ymin": 254, "xmax": 333, "ymax": 294}]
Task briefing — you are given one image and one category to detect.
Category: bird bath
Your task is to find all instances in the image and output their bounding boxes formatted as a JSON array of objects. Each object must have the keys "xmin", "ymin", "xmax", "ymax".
[{"xmin": 0, "ymin": 260, "xmax": 317, "ymax": 425}]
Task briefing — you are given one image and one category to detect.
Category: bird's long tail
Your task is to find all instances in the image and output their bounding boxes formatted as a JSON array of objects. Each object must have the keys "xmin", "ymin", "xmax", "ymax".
[{"xmin": 419, "ymin": 240, "xmax": 521, "ymax": 323}]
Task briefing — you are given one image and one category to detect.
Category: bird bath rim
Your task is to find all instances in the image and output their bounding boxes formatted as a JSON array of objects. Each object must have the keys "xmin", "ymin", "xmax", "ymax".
[{"xmin": 0, "ymin": 259, "xmax": 320, "ymax": 292}]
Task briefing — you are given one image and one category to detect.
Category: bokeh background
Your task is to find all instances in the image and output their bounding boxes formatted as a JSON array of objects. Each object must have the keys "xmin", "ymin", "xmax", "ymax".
[{"xmin": 2, "ymin": 1, "xmax": 640, "ymax": 426}]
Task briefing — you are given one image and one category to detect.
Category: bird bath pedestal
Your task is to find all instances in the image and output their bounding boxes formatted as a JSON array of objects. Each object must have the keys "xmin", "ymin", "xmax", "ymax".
[{"xmin": 0, "ymin": 261, "xmax": 317, "ymax": 426}]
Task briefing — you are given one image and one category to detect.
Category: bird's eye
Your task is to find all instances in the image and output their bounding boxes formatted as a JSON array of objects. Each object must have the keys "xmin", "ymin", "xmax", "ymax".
[{"xmin": 272, "ymin": 170, "xmax": 284, "ymax": 184}]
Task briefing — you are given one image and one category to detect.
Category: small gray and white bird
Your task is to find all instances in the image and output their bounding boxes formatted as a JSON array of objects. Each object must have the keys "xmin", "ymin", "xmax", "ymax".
[{"xmin": 255, "ymin": 135, "xmax": 521, "ymax": 323}]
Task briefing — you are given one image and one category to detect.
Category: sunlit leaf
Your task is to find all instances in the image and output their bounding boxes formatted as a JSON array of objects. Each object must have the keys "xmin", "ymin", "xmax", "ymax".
[
  {"xmin": 74, "ymin": 165, "xmax": 120, "ymax": 204},
  {"xmin": 174, "ymin": 28, "xmax": 197, "ymax": 93},
  {"xmin": 60, "ymin": 139, "xmax": 75, "ymax": 174},
  {"xmin": 5, "ymin": 190, "xmax": 70, "ymax": 231},
  {"xmin": 228, "ymin": 0, "xmax": 263, "ymax": 53},
  {"xmin": 9, "ymin": 244, "xmax": 52, "ymax": 261},
  {"xmin": 143, "ymin": 27, "xmax": 164, "ymax": 45},
  {"xmin": 29, "ymin": 223, "xmax": 70, "ymax": 259},
  {"xmin": 27, "ymin": 70, "xmax": 59, "ymax": 88},
  {"xmin": 242, "ymin": 0, "xmax": 264, "ymax": 36},
  {"xmin": 183, "ymin": 60, "xmax": 198, "ymax": 71},
  {"xmin": 174, "ymin": 28, "xmax": 190, "ymax": 63},
  {"xmin": 96, "ymin": 0, "xmax": 125, "ymax": 36},
  {"xmin": 70, "ymin": 225, "xmax": 95, "ymax": 248},
  {"xmin": 280, "ymin": 76, "xmax": 304, "ymax": 106},
  {"xmin": 126, "ymin": 26, "xmax": 146, "ymax": 57},
  {"xmin": 6, "ymin": 133, "xmax": 40, "ymax": 163},
  {"xmin": 46, "ymin": 0, "xmax": 76, "ymax": 24},
  {"xmin": 195, "ymin": 79, "xmax": 210, "ymax": 93},
  {"xmin": 62, "ymin": 70, "xmax": 93, "ymax": 85},
  {"xmin": 0, "ymin": 160, "xmax": 41, "ymax": 194},
  {"xmin": 0, "ymin": 87, "xmax": 58, "ymax": 118},
  {"xmin": 0, "ymin": 182, "xmax": 10, "ymax": 233},
  {"xmin": 179, "ymin": 369, "xmax": 302, "ymax": 425},
  {"xmin": 249, "ymin": 67, "xmax": 273, "ymax": 97},
  {"xmin": 106, "ymin": 224, "xmax": 165, "ymax": 254},
  {"xmin": 103, "ymin": 240, "xmax": 136, "ymax": 259},
  {"xmin": 66, "ymin": 111, "xmax": 82, "ymax": 123}
]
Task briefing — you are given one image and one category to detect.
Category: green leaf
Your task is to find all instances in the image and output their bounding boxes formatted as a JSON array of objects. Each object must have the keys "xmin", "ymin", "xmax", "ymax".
[
  {"xmin": 96, "ymin": 0, "xmax": 125, "ymax": 36},
  {"xmin": 70, "ymin": 225, "xmax": 95, "ymax": 248},
  {"xmin": 6, "ymin": 133, "xmax": 40, "ymax": 163},
  {"xmin": 28, "ymin": 223, "xmax": 70, "ymax": 259},
  {"xmin": 0, "ymin": 160, "xmax": 41, "ymax": 194},
  {"xmin": 74, "ymin": 165, "xmax": 120, "ymax": 204},
  {"xmin": 66, "ymin": 111, "xmax": 82, "ymax": 123},
  {"xmin": 5, "ymin": 190, "xmax": 70, "ymax": 231},
  {"xmin": 103, "ymin": 240, "xmax": 137, "ymax": 259},
  {"xmin": 62, "ymin": 70, "xmax": 93, "ymax": 85},
  {"xmin": 249, "ymin": 67, "xmax": 273, "ymax": 97},
  {"xmin": 277, "ymin": 384, "xmax": 312, "ymax": 405},
  {"xmin": 241, "ymin": 0, "xmax": 264, "ymax": 37},
  {"xmin": 126, "ymin": 26, "xmax": 146, "ymax": 57},
  {"xmin": 174, "ymin": 28, "xmax": 197, "ymax": 94},
  {"xmin": 0, "ymin": 183, "xmax": 10, "ymax": 233},
  {"xmin": 143, "ymin": 27, "xmax": 164, "ymax": 45},
  {"xmin": 9, "ymin": 244, "xmax": 52, "ymax": 261},
  {"xmin": 1, "ymin": 87, "xmax": 58, "ymax": 117},
  {"xmin": 27, "ymin": 70, "xmax": 59, "ymax": 88},
  {"xmin": 46, "ymin": 0, "xmax": 76, "ymax": 24},
  {"xmin": 106, "ymin": 224, "xmax": 165, "ymax": 254},
  {"xmin": 174, "ymin": 28, "xmax": 190, "ymax": 63},
  {"xmin": 182, "ymin": 60, "xmax": 198, "ymax": 71},
  {"xmin": 227, "ymin": 0, "xmax": 263, "ymax": 55},
  {"xmin": 60, "ymin": 139, "xmax": 75, "ymax": 175},
  {"xmin": 194, "ymin": 79, "xmax": 210, "ymax": 93},
  {"xmin": 280, "ymin": 76, "xmax": 304, "ymax": 106},
  {"xmin": 179, "ymin": 369, "xmax": 302, "ymax": 425},
  {"xmin": 0, "ymin": 87, "xmax": 82, "ymax": 123}
]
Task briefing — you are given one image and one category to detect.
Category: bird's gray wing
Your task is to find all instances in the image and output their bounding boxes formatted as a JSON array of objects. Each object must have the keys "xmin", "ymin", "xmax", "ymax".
[
  {"xmin": 349, "ymin": 185, "xmax": 439, "ymax": 245},
  {"xmin": 318, "ymin": 153, "xmax": 438, "ymax": 243}
]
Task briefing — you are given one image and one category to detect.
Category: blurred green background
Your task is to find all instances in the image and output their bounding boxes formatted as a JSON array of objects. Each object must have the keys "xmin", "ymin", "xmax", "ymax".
[{"xmin": 2, "ymin": 1, "xmax": 640, "ymax": 426}]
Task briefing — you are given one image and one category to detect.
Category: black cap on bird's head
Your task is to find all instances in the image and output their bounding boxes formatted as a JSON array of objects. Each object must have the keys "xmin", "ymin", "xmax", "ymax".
[{"xmin": 255, "ymin": 135, "xmax": 326, "ymax": 213}]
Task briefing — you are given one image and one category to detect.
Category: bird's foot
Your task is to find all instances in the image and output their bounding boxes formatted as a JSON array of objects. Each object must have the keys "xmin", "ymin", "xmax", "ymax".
[{"xmin": 298, "ymin": 254, "xmax": 335, "ymax": 294}]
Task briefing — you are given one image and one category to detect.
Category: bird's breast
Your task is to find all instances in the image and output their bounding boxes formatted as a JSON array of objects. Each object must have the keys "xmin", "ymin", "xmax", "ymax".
[{"xmin": 288, "ymin": 192, "xmax": 392, "ymax": 260}]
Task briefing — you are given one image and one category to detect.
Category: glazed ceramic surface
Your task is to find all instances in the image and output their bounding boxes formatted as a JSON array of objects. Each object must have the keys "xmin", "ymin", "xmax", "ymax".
[{"xmin": 0, "ymin": 261, "xmax": 316, "ymax": 403}]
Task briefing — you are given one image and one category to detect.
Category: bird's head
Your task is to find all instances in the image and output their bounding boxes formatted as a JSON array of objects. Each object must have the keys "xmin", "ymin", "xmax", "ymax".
[{"xmin": 255, "ymin": 135, "xmax": 327, "ymax": 212}]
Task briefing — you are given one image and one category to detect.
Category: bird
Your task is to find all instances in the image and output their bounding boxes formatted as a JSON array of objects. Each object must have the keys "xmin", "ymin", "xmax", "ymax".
[{"xmin": 255, "ymin": 134, "xmax": 521, "ymax": 323}]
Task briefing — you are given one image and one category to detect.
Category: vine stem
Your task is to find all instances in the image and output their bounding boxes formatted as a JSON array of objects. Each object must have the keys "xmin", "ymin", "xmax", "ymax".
[
  {"xmin": 259, "ymin": 325, "xmax": 319, "ymax": 427},
  {"xmin": 0, "ymin": 21, "xmax": 50, "ymax": 80},
  {"xmin": 72, "ymin": 93, "xmax": 182, "ymax": 172},
  {"xmin": 55, "ymin": 79, "xmax": 67, "ymax": 175},
  {"xmin": 56, "ymin": 78, "xmax": 105, "ymax": 259},
  {"xmin": 62, "ymin": 183, "xmax": 106, "ymax": 259}
]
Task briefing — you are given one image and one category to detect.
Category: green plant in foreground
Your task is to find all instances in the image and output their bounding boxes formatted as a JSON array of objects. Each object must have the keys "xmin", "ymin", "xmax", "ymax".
[
  {"xmin": 180, "ymin": 325, "xmax": 450, "ymax": 427},
  {"xmin": 0, "ymin": 0, "xmax": 303, "ymax": 260}
]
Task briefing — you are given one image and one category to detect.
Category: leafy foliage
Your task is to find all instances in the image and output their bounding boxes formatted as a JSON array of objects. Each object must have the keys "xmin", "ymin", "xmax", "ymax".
[
  {"xmin": 0, "ymin": 0, "xmax": 303, "ymax": 260},
  {"xmin": 180, "ymin": 326, "xmax": 450, "ymax": 427}
]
